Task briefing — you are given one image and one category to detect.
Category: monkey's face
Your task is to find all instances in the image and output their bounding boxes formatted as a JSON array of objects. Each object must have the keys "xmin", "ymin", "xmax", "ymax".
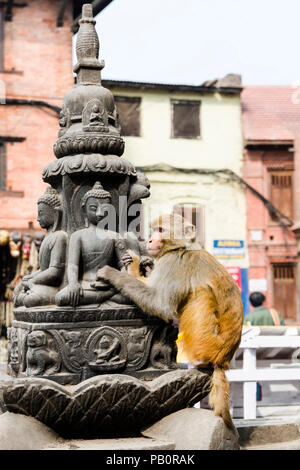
[
  {"xmin": 147, "ymin": 228, "xmax": 164, "ymax": 257},
  {"xmin": 148, "ymin": 214, "xmax": 196, "ymax": 257}
]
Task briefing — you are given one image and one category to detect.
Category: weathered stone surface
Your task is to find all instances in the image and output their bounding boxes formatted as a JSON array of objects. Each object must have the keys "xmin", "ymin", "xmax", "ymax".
[
  {"xmin": 42, "ymin": 154, "xmax": 136, "ymax": 184},
  {"xmin": 0, "ymin": 369, "xmax": 211, "ymax": 438},
  {"xmin": 142, "ymin": 408, "xmax": 240, "ymax": 450},
  {"xmin": 0, "ymin": 412, "xmax": 175, "ymax": 450},
  {"xmin": 45, "ymin": 437, "xmax": 176, "ymax": 451},
  {"xmin": 0, "ymin": 412, "xmax": 58, "ymax": 450},
  {"xmin": 237, "ymin": 419, "xmax": 300, "ymax": 447},
  {"xmin": 8, "ymin": 307, "xmax": 178, "ymax": 384}
]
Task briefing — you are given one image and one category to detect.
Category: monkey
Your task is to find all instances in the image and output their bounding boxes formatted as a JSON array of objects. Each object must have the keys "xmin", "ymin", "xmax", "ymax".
[{"xmin": 96, "ymin": 213, "xmax": 243, "ymax": 428}]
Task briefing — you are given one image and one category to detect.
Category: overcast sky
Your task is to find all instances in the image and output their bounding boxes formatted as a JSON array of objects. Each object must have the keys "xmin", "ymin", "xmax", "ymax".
[{"xmin": 79, "ymin": 0, "xmax": 300, "ymax": 87}]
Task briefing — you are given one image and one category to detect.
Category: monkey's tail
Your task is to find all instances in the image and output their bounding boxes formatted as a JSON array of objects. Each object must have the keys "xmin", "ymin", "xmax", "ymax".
[{"xmin": 209, "ymin": 364, "xmax": 234, "ymax": 429}]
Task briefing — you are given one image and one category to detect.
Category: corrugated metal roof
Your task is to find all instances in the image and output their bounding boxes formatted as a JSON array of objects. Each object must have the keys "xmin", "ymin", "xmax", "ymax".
[{"xmin": 102, "ymin": 75, "xmax": 242, "ymax": 95}]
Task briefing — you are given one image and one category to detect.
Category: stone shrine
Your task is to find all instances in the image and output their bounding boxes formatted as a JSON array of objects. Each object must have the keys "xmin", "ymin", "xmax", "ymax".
[{"xmin": 0, "ymin": 4, "xmax": 211, "ymax": 438}]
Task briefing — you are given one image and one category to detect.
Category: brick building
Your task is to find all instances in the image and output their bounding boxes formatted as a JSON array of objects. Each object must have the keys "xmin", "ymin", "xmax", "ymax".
[
  {"xmin": 242, "ymin": 86, "xmax": 300, "ymax": 323},
  {"xmin": 0, "ymin": 0, "xmax": 112, "ymax": 230}
]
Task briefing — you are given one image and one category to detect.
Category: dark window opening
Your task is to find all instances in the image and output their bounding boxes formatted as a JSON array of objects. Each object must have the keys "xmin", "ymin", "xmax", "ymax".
[
  {"xmin": 172, "ymin": 100, "xmax": 201, "ymax": 139},
  {"xmin": 0, "ymin": 142, "xmax": 6, "ymax": 190},
  {"xmin": 269, "ymin": 170, "xmax": 293, "ymax": 220},
  {"xmin": 114, "ymin": 96, "xmax": 141, "ymax": 137},
  {"xmin": 273, "ymin": 264, "xmax": 295, "ymax": 280}
]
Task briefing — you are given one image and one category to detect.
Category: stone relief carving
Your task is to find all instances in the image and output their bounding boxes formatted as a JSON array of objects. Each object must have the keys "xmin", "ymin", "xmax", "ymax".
[
  {"xmin": 82, "ymin": 98, "xmax": 109, "ymax": 133},
  {"xmin": 94, "ymin": 334, "xmax": 121, "ymax": 364},
  {"xmin": 26, "ymin": 331, "xmax": 61, "ymax": 377},
  {"xmin": 150, "ymin": 324, "xmax": 179, "ymax": 370},
  {"xmin": 7, "ymin": 327, "xmax": 19, "ymax": 375},
  {"xmin": 127, "ymin": 326, "xmax": 149, "ymax": 368},
  {"xmin": 87, "ymin": 326, "xmax": 127, "ymax": 371},
  {"xmin": 60, "ymin": 330, "xmax": 87, "ymax": 370}
]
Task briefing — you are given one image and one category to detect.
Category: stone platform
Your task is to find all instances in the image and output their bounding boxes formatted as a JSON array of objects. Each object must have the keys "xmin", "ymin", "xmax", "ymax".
[{"xmin": 0, "ymin": 409, "xmax": 240, "ymax": 450}]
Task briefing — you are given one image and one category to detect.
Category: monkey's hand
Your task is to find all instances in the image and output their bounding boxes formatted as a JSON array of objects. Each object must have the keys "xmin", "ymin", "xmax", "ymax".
[
  {"xmin": 121, "ymin": 251, "xmax": 134, "ymax": 268},
  {"xmin": 139, "ymin": 255, "xmax": 154, "ymax": 275},
  {"xmin": 96, "ymin": 265, "xmax": 118, "ymax": 284},
  {"xmin": 121, "ymin": 250, "xmax": 140, "ymax": 268}
]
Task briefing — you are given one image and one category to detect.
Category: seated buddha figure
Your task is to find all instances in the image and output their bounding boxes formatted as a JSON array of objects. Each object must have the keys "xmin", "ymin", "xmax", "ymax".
[
  {"xmin": 13, "ymin": 187, "xmax": 67, "ymax": 308},
  {"xmin": 55, "ymin": 182, "xmax": 130, "ymax": 307}
]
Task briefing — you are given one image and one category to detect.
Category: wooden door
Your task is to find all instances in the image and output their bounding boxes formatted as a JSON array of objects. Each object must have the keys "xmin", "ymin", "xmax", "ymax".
[
  {"xmin": 269, "ymin": 171, "xmax": 293, "ymax": 220},
  {"xmin": 273, "ymin": 264, "xmax": 297, "ymax": 322}
]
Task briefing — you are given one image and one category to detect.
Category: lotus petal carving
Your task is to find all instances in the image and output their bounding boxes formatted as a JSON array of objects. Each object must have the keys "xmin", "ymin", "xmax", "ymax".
[
  {"xmin": 42, "ymin": 154, "xmax": 136, "ymax": 184},
  {"xmin": 0, "ymin": 369, "xmax": 211, "ymax": 438}
]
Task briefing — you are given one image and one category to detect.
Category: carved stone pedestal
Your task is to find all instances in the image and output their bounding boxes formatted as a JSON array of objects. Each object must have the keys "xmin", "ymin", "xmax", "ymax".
[
  {"xmin": 8, "ymin": 305, "xmax": 179, "ymax": 385},
  {"xmin": 0, "ymin": 369, "xmax": 212, "ymax": 438}
]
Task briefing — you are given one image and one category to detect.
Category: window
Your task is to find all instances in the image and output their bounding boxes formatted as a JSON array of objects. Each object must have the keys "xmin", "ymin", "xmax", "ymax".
[
  {"xmin": 273, "ymin": 264, "xmax": 295, "ymax": 280},
  {"xmin": 0, "ymin": 142, "xmax": 6, "ymax": 190},
  {"xmin": 269, "ymin": 170, "xmax": 293, "ymax": 220},
  {"xmin": 171, "ymin": 100, "xmax": 201, "ymax": 139},
  {"xmin": 173, "ymin": 204, "xmax": 205, "ymax": 247},
  {"xmin": 114, "ymin": 96, "xmax": 141, "ymax": 137}
]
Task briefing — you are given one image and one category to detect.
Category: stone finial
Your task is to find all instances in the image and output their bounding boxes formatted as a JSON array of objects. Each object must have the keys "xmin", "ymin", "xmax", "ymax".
[
  {"xmin": 53, "ymin": 2, "xmax": 125, "ymax": 159},
  {"xmin": 74, "ymin": 3, "xmax": 104, "ymax": 80}
]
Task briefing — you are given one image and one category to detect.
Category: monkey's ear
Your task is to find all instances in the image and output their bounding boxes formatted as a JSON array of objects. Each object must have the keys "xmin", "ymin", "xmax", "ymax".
[{"xmin": 184, "ymin": 225, "xmax": 196, "ymax": 240}]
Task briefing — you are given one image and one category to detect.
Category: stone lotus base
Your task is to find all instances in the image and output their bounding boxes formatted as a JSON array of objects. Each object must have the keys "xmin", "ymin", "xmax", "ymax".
[{"xmin": 0, "ymin": 369, "xmax": 211, "ymax": 438}]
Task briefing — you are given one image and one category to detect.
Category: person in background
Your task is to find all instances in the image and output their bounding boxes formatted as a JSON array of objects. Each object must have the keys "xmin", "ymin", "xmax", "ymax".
[
  {"xmin": 243, "ymin": 291, "xmax": 285, "ymax": 326},
  {"xmin": 243, "ymin": 291, "xmax": 285, "ymax": 401}
]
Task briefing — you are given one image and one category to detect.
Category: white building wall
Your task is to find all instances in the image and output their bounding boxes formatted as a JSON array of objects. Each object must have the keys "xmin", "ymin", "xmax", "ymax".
[{"xmin": 112, "ymin": 86, "xmax": 248, "ymax": 268}]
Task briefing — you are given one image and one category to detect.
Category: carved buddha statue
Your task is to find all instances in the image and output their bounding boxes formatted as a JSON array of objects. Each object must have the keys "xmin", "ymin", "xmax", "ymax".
[
  {"xmin": 13, "ymin": 187, "xmax": 67, "ymax": 308},
  {"xmin": 55, "ymin": 182, "xmax": 130, "ymax": 307}
]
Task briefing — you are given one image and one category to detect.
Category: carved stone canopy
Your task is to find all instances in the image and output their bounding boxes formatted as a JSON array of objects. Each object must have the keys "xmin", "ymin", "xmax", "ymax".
[
  {"xmin": 54, "ymin": 3, "xmax": 124, "ymax": 159},
  {"xmin": 43, "ymin": 154, "xmax": 136, "ymax": 184}
]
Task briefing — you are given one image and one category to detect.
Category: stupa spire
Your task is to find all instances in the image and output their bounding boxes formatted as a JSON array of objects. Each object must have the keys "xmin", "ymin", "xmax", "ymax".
[
  {"xmin": 52, "ymin": 3, "xmax": 125, "ymax": 159},
  {"xmin": 74, "ymin": 3, "xmax": 104, "ymax": 84}
]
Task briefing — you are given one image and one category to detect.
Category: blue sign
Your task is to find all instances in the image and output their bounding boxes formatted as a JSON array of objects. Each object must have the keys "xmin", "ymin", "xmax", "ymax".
[{"xmin": 213, "ymin": 240, "xmax": 245, "ymax": 259}]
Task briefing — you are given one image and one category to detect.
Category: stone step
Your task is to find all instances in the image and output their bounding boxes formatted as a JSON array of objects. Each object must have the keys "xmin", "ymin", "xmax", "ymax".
[
  {"xmin": 0, "ymin": 412, "xmax": 176, "ymax": 450},
  {"xmin": 242, "ymin": 438, "xmax": 300, "ymax": 451},
  {"xmin": 235, "ymin": 417, "xmax": 300, "ymax": 447},
  {"xmin": 45, "ymin": 437, "xmax": 175, "ymax": 451}
]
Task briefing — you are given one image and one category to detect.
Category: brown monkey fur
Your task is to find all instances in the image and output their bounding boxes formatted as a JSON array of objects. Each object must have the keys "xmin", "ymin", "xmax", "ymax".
[
  {"xmin": 97, "ymin": 214, "xmax": 243, "ymax": 428},
  {"xmin": 124, "ymin": 253, "xmax": 152, "ymax": 282}
]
